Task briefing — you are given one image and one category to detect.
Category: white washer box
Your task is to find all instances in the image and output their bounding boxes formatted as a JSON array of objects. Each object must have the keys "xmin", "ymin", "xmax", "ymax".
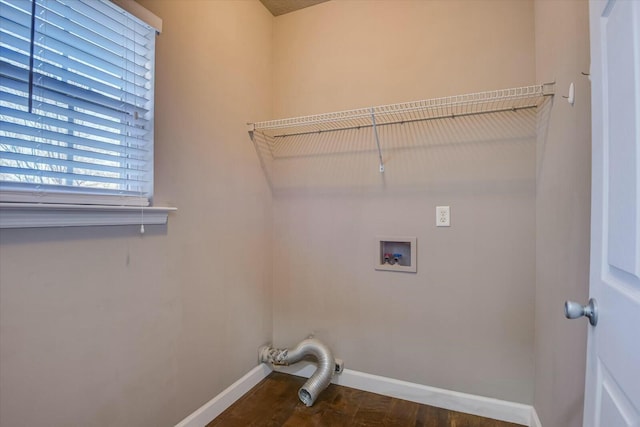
[{"xmin": 375, "ymin": 236, "xmax": 417, "ymax": 273}]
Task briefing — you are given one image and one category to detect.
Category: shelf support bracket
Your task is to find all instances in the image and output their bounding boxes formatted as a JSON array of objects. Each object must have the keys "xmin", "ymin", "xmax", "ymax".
[{"xmin": 370, "ymin": 108, "xmax": 384, "ymax": 173}]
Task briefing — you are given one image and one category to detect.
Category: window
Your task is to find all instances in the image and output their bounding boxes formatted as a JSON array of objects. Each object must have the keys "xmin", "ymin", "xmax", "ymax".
[{"xmin": 0, "ymin": 0, "xmax": 158, "ymax": 208}]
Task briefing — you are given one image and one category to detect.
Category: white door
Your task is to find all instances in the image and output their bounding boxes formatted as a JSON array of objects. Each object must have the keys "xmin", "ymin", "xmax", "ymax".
[{"xmin": 584, "ymin": 0, "xmax": 640, "ymax": 426}]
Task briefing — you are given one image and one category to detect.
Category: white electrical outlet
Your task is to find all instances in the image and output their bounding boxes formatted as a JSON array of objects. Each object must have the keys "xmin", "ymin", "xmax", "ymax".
[{"xmin": 436, "ymin": 206, "xmax": 450, "ymax": 227}]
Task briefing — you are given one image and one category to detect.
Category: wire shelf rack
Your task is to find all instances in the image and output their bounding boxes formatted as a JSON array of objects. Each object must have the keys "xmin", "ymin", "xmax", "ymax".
[
  {"xmin": 248, "ymin": 84, "xmax": 554, "ymax": 138},
  {"xmin": 247, "ymin": 83, "xmax": 554, "ymax": 176}
]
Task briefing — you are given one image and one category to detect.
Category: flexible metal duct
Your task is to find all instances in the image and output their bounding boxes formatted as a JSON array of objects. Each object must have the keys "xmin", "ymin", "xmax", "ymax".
[{"xmin": 259, "ymin": 338, "xmax": 335, "ymax": 406}]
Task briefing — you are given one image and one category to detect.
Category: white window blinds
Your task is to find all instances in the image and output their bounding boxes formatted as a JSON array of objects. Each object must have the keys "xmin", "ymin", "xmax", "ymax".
[{"xmin": 0, "ymin": 0, "xmax": 157, "ymax": 206}]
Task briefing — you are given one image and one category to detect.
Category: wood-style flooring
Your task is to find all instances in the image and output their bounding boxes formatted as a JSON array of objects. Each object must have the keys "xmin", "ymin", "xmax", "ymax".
[{"xmin": 207, "ymin": 372, "xmax": 526, "ymax": 427}]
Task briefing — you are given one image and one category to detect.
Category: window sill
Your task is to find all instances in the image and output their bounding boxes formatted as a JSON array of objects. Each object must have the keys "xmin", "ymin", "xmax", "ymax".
[{"xmin": 0, "ymin": 203, "xmax": 177, "ymax": 229}]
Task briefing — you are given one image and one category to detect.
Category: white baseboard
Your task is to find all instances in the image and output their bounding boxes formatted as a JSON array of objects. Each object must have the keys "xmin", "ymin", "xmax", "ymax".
[
  {"xmin": 273, "ymin": 361, "xmax": 535, "ymax": 427},
  {"xmin": 176, "ymin": 361, "xmax": 541, "ymax": 427},
  {"xmin": 174, "ymin": 364, "xmax": 271, "ymax": 427},
  {"xmin": 530, "ymin": 406, "xmax": 543, "ymax": 427}
]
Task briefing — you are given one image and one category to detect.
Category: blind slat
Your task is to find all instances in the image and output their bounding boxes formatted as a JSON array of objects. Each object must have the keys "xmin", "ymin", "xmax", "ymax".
[
  {"xmin": 0, "ymin": 60, "xmax": 30, "ymax": 83},
  {"xmin": 0, "ymin": 0, "xmax": 31, "ymax": 27},
  {"xmin": 35, "ymin": 1, "xmax": 151, "ymax": 63},
  {"xmin": 1, "ymin": 150, "xmax": 148, "ymax": 176},
  {"xmin": 1, "ymin": 90, "xmax": 149, "ymax": 137},
  {"xmin": 1, "ymin": 16, "xmax": 150, "ymax": 86},
  {"xmin": 51, "ymin": 1, "xmax": 150, "ymax": 48},
  {"xmin": 5, "ymin": 27, "xmax": 149, "ymax": 94},
  {"xmin": 78, "ymin": 0, "xmax": 153, "ymax": 38},
  {"xmin": 4, "ymin": 43, "xmax": 152, "ymax": 105},
  {"xmin": 31, "ymin": 59, "xmax": 151, "ymax": 107},
  {"xmin": 1, "ymin": 135, "xmax": 147, "ymax": 167},
  {"xmin": 1, "ymin": 106, "xmax": 148, "ymax": 144},
  {"xmin": 0, "ymin": 74, "xmax": 150, "ymax": 126},
  {"xmin": 1, "ymin": 47, "xmax": 32, "ymax": 76},
  {"xmin": 1, "ymin": 121, "xmax": 149, "ymax": 156},
  {"xmin": 1, "ymin": 58, "xmax": 150, "ymax": 116},
  {"xmin": 0, "ymin": 181, "xmax": 150, "ymax": 199},
  {"xmin": 34, "ymin": 70, "xmax": 149, "ymax": 116},
  {"xmin": 0, "ymin": 165, "xmax": 148, "ymax": 186},
  {"xmin": 0, "ymin": 0, "xmax": 151, "ymax": 76},
  {"xmin": 32, "ymin": 20, "xmax": 150, "ymax": 77}
]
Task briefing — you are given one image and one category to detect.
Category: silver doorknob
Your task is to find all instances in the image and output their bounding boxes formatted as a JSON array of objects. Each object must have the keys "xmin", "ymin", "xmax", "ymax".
[{"xmin": 564, "ymin": 298, "xmax": 598, "ymax": 326}]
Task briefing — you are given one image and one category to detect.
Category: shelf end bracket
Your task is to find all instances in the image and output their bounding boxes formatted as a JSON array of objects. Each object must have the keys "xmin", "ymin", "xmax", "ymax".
[
  {"xmin": 542, "ymin": 81, "xmax": 556, "ymax": 96},
  {"xmin": 247, "ymin": 123, "xmax": 256, "ymax": 141}
]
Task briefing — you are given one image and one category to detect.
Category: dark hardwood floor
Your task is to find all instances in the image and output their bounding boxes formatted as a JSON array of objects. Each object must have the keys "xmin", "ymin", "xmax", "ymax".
[{"xmin": 207, "ymin": 372, "xmax": 526, "ymax": 426}]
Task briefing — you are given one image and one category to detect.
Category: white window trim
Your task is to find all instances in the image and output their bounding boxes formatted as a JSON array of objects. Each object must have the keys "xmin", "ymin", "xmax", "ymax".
[
  {"xmin": 0, "ymin": 0, "xmax": 169, "ymax": 229},
  {"xmin": 0, "ymin": 202, "xmax": 176, "ymax": 228}
]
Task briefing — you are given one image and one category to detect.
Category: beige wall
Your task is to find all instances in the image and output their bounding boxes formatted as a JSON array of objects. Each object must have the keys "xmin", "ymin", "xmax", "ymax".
[
  {"xmin": 0, "ymin": 1, "xmax": 273, "ymax": 426},
  {"xmin": 273, "ymin": 0, "xmax": 535, "ymax": 118},
  {"xmin": 0, "ymin": 1, "xmax": 593, "ymax": 425},
  {"xmin": 533, "ymin": 1, "xmax": 591, "ymax": 426},
  {"xmin": 270, "ymin": 0, "xmax": 537, "ymax": 403}
]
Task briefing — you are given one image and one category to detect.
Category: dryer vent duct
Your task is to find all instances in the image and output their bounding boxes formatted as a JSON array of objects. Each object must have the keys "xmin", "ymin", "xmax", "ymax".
[{"xmin": 259, "ymin": 338, "xmax": 337, "ymax": 406}]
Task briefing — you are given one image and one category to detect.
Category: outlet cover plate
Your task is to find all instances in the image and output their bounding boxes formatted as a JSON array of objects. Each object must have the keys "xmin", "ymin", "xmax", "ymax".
[{"xmin": 436, "ymin": 206, "xmax": 450, "ymax": 227}]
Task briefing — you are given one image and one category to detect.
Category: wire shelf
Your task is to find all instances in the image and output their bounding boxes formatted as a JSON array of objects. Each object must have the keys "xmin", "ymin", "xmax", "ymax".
[
  {"xmin": 248, "ymin": 83, "xmax": 554, "ymax": 139},
  {"xmin": 247, "ymin": 83, "xmax": 554, "ymax": 180}
]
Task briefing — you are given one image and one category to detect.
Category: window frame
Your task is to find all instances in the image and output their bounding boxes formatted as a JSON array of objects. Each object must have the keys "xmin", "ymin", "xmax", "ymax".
[{"xmin": 0, "ymin": 0, "xmax": 172, "ymax": 228}]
